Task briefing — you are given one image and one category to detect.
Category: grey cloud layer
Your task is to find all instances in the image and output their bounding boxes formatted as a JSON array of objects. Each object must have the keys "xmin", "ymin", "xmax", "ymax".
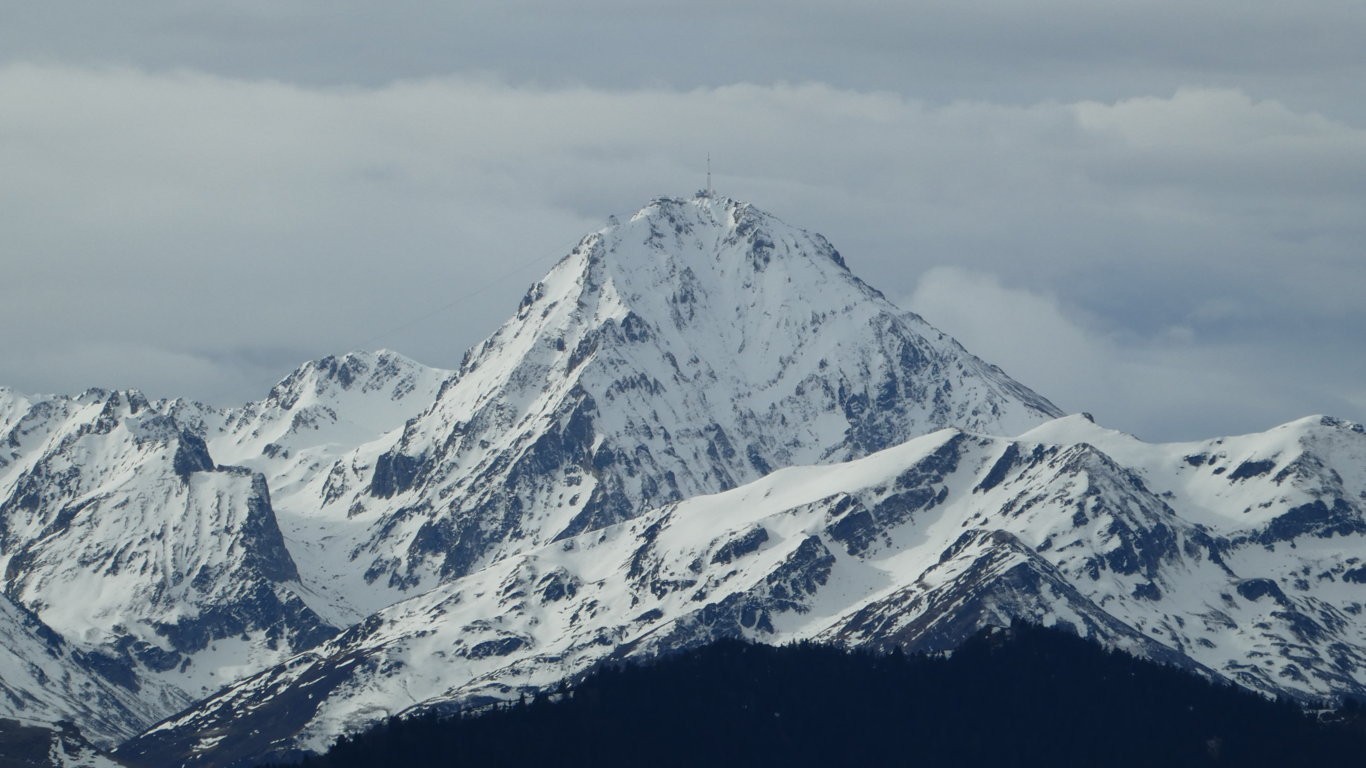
[
  {"xmin": 5, "ymin": 2, "xmax": 1366, "ymax": 120},
  {"xmin": 1, "ymin": 64, "xmax": 1362, "ymax": 441}
]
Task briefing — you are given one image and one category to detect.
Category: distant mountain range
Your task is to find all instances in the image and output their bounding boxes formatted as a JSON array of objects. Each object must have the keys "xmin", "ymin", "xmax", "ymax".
[{"xmin": 1, "ymin": 195, "xmax": 1363, "ymax": 767}]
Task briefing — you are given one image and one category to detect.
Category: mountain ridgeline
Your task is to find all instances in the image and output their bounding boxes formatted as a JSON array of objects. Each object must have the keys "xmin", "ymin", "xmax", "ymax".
[
  {"xmin": 352, "ymin": 195, "xmax": 1063, "ymax": 589},
  {"xmin": 1, "ymin": 195, "xmax": 1365, "ymax": 767}
]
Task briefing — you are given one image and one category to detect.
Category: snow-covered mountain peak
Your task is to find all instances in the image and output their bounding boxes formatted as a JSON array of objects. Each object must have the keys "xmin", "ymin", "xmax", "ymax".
[
  {"xmin": 8, "ymin": 196, "xmax": 1366, "ymax": 765},
  {"xmin": 463, "ymin": 195, "xmax": 1056, "ymax": 421},
  {"xmin": 210, "ymin": 350, "xmax": 450, "ymax": 467},
  {"xmin": 1019, "ymin": 413, "xmax": 1140, "ymax": 447},
  {"xmin": 579, "ymin": 195, "xmax": 859, "ymax": 321},
  {"xmin": 264, "ymin": 350, "xmax": 432, "ymax": 407},
  {"xmin": 497, "ymin": 196, "xmax": 861, "ymax": 366},
  {"xmin": 334, "ymin": 196, "xmax": 1064, "ymax": 589}
]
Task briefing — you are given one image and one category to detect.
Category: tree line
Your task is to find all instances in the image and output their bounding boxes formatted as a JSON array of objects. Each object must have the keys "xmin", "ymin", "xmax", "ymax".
[{"xmin": 264, "ymin": 623, "xmax": 1366, "ymax": 767}]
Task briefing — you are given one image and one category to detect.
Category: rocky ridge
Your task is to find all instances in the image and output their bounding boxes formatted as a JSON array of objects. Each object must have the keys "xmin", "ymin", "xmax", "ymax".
[{"xmin": 2, "ymin": 196, "xmax": 1363, "ymax": 767}]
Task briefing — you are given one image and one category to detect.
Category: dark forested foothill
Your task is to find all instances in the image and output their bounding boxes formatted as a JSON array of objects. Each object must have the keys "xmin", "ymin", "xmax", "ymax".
[{"xmin": 264, "ymin": 624, "xmax": 1366, "ymax": 768}]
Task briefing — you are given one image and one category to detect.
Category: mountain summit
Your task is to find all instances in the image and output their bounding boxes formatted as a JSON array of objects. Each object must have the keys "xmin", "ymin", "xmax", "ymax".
[
  {"xmin": 343, "ymin": 195, "xmax": 1063, "ymax": 588},
  {"xmin": 0, "ymin": 196, "xmax": 1064, "ymax": 752},
  {"xmin": 26, "ymin": 196, "xmax": 1366, "ymax": 768}
]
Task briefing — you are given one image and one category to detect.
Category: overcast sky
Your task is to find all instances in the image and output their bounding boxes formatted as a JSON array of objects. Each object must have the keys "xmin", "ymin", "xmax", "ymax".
[{"xmin": 2, "ymin": 1, "xmax": 1363, "ymax": 442}]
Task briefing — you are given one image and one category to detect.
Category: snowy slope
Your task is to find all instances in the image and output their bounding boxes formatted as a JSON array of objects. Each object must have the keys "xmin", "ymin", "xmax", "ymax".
[
  {"xmin": 315, "ymin": 195, "xmax": 1062, "ymax": 594},
  {"xmin": 0, "ymin": 351, "xmax": 447, "ymax": 746},
  {"xmin": 1017, "ymin": 414, "xmax": 1366, "ymax": 694},
  {"xmin": 209, "ymin": 351, "xmax": 451, "ymax": 468},
  {"xmin": 4, "ymin": 196, "xmax": 1062, "ymax": 751},
  {"xmin": 0, "ymin": 591, "xmax": 176, "ymax": 748},
  {"xmin": 0, "ymin": 389, "xmax": 335, "ymax": 702},
  {"xmin": 199, "ymin": 350, "xmax": 452, "ymax": 623},
  {"xmin": 1022, "ymin": 414, "xmax": 1366, "ymax": 540},
  {"xmin": 10, "ymin": 195, "xmax": 1364, "ymax": 767},
  {"xmin": 121, "ymin": 415, "xmax": 1366, "ymax": 766}
]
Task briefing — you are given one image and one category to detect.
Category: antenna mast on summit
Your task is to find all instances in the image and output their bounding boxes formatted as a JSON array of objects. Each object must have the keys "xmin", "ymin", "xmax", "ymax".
[{"xmin": 706, "ymin": 153, "xmax": 713, "ymax": 197}]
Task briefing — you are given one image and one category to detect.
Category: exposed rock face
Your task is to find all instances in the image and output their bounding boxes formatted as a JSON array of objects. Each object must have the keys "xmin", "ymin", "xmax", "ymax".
[
  {"xmin": 5, "ymin": 197, "xmax": 1366, "ymax": 768},
  {"xmin": 0, "ymin": 590, "xmax": 175, "ymax": 748},
  {"xmin": 0, "ymin": 350, "xmax": 448, "ymax": 738},
  {"xmin": 0, "ymin": 199, "xmax": 1061, "ymax": 753},
  {"xmin": 0, "ymin": 718, "xmax": 131, "ymax": 768},
  {"xmin": 0, "ymin": 388, "xmax": 335, "ymax": 716},
  {"xmin": 335, "ymin": 196, "xmax": 1062, "ymax": 590},
  {"xmin": 123, "ymin": 416, "xmax": 1366, "ymax": 766}
]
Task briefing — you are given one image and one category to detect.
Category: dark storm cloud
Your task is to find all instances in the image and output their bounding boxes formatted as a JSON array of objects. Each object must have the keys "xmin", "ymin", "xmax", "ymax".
[{"xmin": 0, "ymin": 3, "xmax": 1363, "ymax": 441}]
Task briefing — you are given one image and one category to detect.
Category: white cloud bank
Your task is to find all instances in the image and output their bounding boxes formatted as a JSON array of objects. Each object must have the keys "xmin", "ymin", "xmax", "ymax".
[
  {"xmin": 1, "ymin": 65, "xmax": 1362, "ymax": 440},
  {"xmin": 907, "ymin": 268, "xmax": 1363, "ymax": 441}
]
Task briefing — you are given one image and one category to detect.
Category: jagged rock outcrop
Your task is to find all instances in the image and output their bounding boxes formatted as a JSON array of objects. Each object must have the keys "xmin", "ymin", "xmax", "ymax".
[
  {"xmin": 122, "ymin": 416, "xmax": 1366, "ymax": 766},
  {"xmin": 4, "ymin": 197, "xmax": 1364, "ymax": 767}
]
